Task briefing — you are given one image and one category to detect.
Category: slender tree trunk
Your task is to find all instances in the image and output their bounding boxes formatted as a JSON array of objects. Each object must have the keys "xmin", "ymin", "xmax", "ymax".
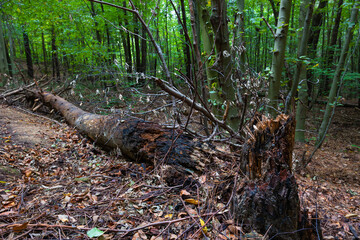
[
  {"xmin": 286, "ymin": 0, "xmax": 314, "ymax": 111},
  {"xmin": 233, "ymin": 0, "xmax": 246, "ymax": 74},
  {"xmin": 198, "ymin": 0, "xmax": 219, "ymax": 108},
  {"xmin": 256, "ymin": 4, "xmax": 263, "ymax": 72},
  {"xmin": 120, "ymin": 3, "xmax": 132, "ymax": 77},
  {"xmin": 324, "ymin": 0, "xmax": 343, "ymax": 92},
  {"xmin": 292, "ymin": 0, "xmax": 315, "ymax": 142},
  {"xmin": 306, "ymin": 0, "xmax": 328, "ymax": 98},
  {"xmin": 267, "ymin": 0, "xmax": 292, "ymax": 117},
  {"xmin": 0, "ymin": 18, "xmax": 9, "ymax": 85},
  {"xmin": 316, "ymin": 4, "xmax": 358, "ymax": 146},
  {"xmin": 23, "ymin": 28, "xmax": 34, "ymax": 79},
  {"xmin": 140, "ymin": 22, "xmax": 147, "ymax": 73},
  {"xmin": 180, "ymin": 0, "xmax": 191, "ymax": 79},
  {"xmin": 41, "ymin": 32, "xmax": 48, "ymax": 73},
  {"xmin": 4, "ymin": 38, "xmax": 12, "ymax": 78},
  {"xmin": 210, "ymin": 0, "xmax": 239, "ymax": 130},
  {"xmin": 5, "ymin": 21, "xmax": 15, "ymax": 78},
  {"xmin": 90, "ymin": 1, "xmax": 102, "ymax": 44},
  {"xmin": 268, "ymin": 0, "xmax": 279, "ymax": 24},
  {"xmin": 101, "ymin": 3, "xmax": 113, "ymax": 63},
  {"xmin": 133, "ymin": 16, "xmax": 141, "ymax": 73},
  {"xmin": 51, "ymin": 27, "xmax": 60, "ymax": 80}
]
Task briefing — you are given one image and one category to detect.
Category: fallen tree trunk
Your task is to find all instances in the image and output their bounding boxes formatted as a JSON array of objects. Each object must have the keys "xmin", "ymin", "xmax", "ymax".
[
  {"xmin": 27, "ymin": 91, "xmax": 210, "ymax": 174},
  {"xmin": 26, "ymin": 90, "xmax": 318, "ymax": 238}
]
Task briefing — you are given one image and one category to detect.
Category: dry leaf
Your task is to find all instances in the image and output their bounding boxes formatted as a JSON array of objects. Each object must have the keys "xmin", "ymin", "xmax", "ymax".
[
  {"xmin": 180, "ymin": 189, "xmax": 190, "ymax": 196},
  {"xmin": 132, "ymin": 230, "xmax": 147, "ymax": 240},
  {"xmin": 345, "ymin": 213, "xmax": 358, "ymax": 218},
  {"xmin": 184, "ymin": 198, "xmax": 200, "ymax": 205},
  {"xmin": 199, "ymin": 175, "xmax": 206, "ymax": 184},
  {"xmin": 13, "ymin": 222, "xmax": 28, "ymax": 232},
  {"xmin": 150, "ymin": 236, "xmax": 163, "ymax": 240},
  {"xmin": 24, "ymin": 169, "xmax": 32, "ymax": 177}
]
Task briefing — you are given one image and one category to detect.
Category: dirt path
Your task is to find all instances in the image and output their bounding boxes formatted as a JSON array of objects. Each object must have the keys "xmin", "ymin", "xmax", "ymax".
[{"xmin": 0, "ymin": 105, "xmax": 58, "ymax": 147}]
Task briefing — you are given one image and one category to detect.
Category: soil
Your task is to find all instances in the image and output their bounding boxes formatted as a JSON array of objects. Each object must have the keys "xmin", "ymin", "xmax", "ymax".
[{"xmin": 0, "ymin": 102, "xmax": 359, "ymax": 239}]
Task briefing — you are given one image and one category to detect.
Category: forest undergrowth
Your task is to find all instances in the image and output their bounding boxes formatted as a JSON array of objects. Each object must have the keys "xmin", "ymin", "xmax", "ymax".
[{"xmin": 0, "ymin": 94, "xmax": 359, "ymax": 239}]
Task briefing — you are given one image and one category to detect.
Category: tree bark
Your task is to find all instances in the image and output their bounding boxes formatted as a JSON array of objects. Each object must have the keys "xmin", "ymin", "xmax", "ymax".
[
  {"xmin": 134, "ymin": 15, "xmax": 141, "ymax": 73},
  {"xmin": 210, "ymin": 0, "xmax": 239, "ymax": 131},
  {"xmin": 234, "ymin": 113, "xmax": 319, "ymax": 239},
  {"xmin": 51, "ymin": 27, "xmax": 60, "ymax": 80},
  {"xmin": 293, "ymin": 0, "xmax": 315, "ymax": 142},
  {"xmin": 323, "ymin": 0, "xmax": 343, "ymax": 92},
  {"xmin": 41, "ymin": 32, "xmax": 48, "ymax": 74},
  {"xmin": 140, "ymin": 22, "xmax": 147, "ymax": 73},
  {"xmin": 316, "ymin": 4, "xmax": 359, "ymax": 147},
  {"xmin": 28, "ymin": 91, "xmax": 209, "ymax": 175},
  {"xmin": 0, "ymin": 18, "xmax": 9, "ymax": 85},
  {"xmin": 233, "ymin": 0, "xmax": 246, "ymax": 74},
  {"xmin": 180, "ymin": 0, "xmax": 191, "ymax": 79},
  {"xmin": 306, "ymin": 0, "xmax": 328, "ymax": 99},
  {"xmin": 267, "ymin": 0, "xmax": 292, "ymax": 117},
  {"xmin": 90, "ymin": 1, "xmax": 102, "ymax": 44},
  {"xmin": 198, "ymin": 0, "xmax": 220, "ymax": 110},
  {"xmin": 23, "ymin": 28, "xmax": 34, "ymax": 79}
]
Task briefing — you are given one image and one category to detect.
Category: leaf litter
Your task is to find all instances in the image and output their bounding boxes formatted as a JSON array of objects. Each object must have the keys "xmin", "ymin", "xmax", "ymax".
[{"xmin": 0, "ymin": 104, "xmax": 359, "ymax": 239}]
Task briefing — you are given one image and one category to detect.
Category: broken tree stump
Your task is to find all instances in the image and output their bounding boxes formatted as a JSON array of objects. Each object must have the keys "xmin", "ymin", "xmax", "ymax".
[
  {"xmin": 27, "ymin": 91, "xmax": 211, "ymax": 177},
  {"xmin": 233, "ymin": 114, "xmax": 317, "ymax": 239}
]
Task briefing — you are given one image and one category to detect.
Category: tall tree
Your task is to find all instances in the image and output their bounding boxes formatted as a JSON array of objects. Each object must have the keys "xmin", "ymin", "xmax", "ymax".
[
  {"xmin": 233, "ymin": 0, "xmax": 246, "ymax": 74},
  {"xmin": 41, "ymin": 32, "xmax": 48, "ymax": 73},
  {"xmin": 198, "ymin": 0, "xmax": 218, "ymax": 104},
  {"xmin": 292, "ymin": 0, "xmax": 315, "ymax": 142},
  {"xmin": 180, "ymin": 0, "xmax": 191, "ymax": 79},
  {"xmin": 306, "ymin": 0, "xmax": 328, "ymax": 99},
  {"xmin": 134, "ymin": 15, "xmax": 141, "ymax": 72},
  {"xmin": 51, "ymin": 27, "xmax": 60, "ymax": 80},
  {"xmin": 210, "ymin": 0, "xmax": 239, "ymax": 130},
  {"xmin": 0, "ymin": 17, "xmax": 9, "ymax": 85},
  {"xmin": 316, "ymin": 4, "xmax": 359, "ymax": 146},
  {"xmin": 140, "ymin": 22, "xmax": 147, "ymax": 73},
  {"xmin": 22, "ymin": 27, "xmax": 34, "ymax": 79},
  {"xmin": 323, "ymin": 0, "xmax": 343, "ymax": 92},
  {"xmin": 267, "ymin": 0, "xmax": 292, "ymax": 116},
  {"xmin": 90, "ymin": 1, "xmax": 102, "ymax": 44}
]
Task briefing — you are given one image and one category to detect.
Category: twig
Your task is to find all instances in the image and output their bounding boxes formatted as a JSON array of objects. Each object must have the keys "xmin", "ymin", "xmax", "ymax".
[
  {"xmin": 153, "ymin": 77, "xmax": 237, "ymax": 138},
  {"xmin": 0, "ymin": 211, "xmax": 227, "ymax": 234},
  {"xmin": 262, "ymin": 16, "xmax": 275, "ymax": 37}
]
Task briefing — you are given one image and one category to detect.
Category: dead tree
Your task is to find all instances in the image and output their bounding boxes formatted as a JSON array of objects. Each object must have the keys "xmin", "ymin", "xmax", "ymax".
[
  {"xmin": 233, "ymin": 114, "xmax": 321, "ymax": 239},
  {"xmin": 26, "ymin": 91, "xmax": 212, "ymax": 180}
]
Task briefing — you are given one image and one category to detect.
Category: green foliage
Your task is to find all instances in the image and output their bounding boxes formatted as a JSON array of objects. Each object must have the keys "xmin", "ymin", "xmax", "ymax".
[{"xmin": 86, "ymin": 227, "xmax": 104, "ymax": 238}]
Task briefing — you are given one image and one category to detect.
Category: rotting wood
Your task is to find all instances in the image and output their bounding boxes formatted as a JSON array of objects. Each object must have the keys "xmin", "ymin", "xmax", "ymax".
[
  {"xmin": 26, "ymin": 91, "xmax": 212, "ymax": 176},
  {"xmin": 234, "ymin": 113, "xmax": 320, "ymax": 240}
]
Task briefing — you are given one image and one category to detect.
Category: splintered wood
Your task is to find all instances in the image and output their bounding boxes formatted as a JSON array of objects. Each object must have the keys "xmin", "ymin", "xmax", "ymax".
[{"xmin": 243, "ymin": 113, "xmax": 295, "ymax": 180}]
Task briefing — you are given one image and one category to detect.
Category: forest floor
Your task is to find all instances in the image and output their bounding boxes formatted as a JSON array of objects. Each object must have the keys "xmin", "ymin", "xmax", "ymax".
[{"xmin": 0, "ymin": 100, "xmax": 359, "ymax": 239}]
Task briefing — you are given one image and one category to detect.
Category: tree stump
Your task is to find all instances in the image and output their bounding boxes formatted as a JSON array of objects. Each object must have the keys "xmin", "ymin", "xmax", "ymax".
[{"xmin": 233, "ymin": 114, "xmax": 302, "ymax": 239}]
